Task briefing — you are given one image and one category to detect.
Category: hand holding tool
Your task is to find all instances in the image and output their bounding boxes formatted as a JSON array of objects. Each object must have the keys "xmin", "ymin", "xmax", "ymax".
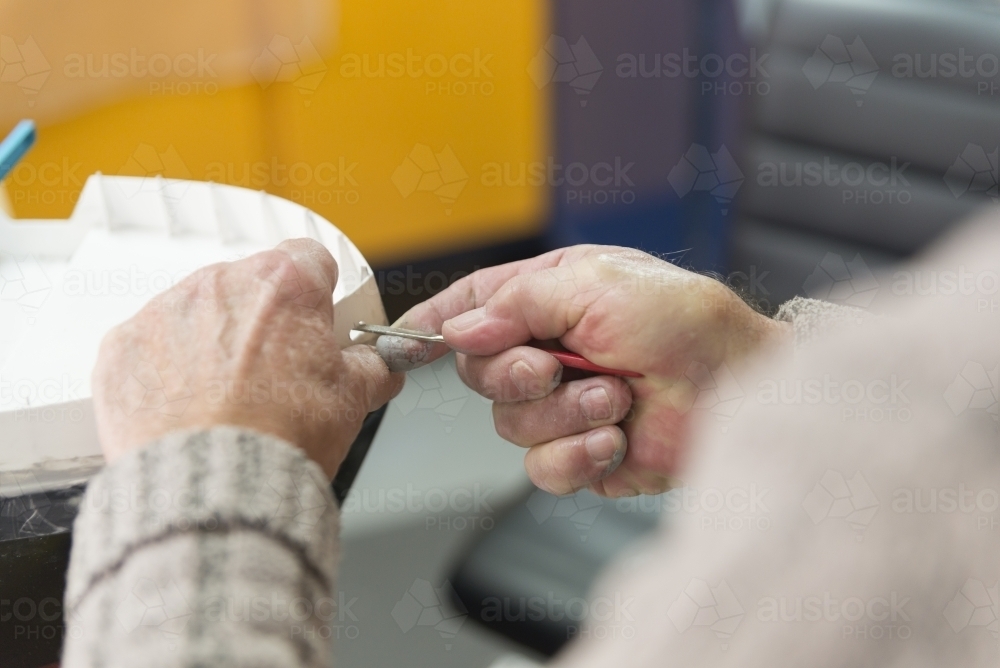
[{"xmin": 353, "ymin": 322, "xmax": 643, "ymax": 378}]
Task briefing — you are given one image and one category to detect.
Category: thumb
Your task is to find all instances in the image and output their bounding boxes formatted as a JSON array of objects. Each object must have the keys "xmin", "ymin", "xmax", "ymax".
[
  {"xmin": 442, "ymin": 264, "xmax": 598, "ymax": 356},
  {"xmin": 341, "ymin": 344, "xmax": 405, "ymax": 414}
]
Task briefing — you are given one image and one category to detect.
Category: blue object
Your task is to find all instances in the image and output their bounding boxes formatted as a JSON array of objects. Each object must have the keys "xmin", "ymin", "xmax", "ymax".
[{"xmin": 0, "ymin": 120, "xmax": 36, "ymax": 181}]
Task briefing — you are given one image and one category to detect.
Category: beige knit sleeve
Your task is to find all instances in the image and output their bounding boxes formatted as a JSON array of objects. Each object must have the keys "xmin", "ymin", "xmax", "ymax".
[
  {"xmin": 62, "ymin": 426, "xmax": 340, "ymax": 668},
  {"xmin": 774, "ymin": 296, "xmax": 871, "ymax": 348}
]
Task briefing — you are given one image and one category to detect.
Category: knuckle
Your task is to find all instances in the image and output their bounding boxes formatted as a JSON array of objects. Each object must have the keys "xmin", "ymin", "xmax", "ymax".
[
  {"xmin": 480, "ymin": 370, "xmax": 510, "ymax": 401},
  {"xmin": 463, "ymin": 356, "xmax": 513, "ymax": 401},
  {"xmin": 348, "ymin": 355, "xmax": 375, "ymax": 408},
  {"xmin": 310, "ymin": 240, "xmax": 337, "ymax": 270},
  {"xmin": 526, "ymin": 445, "xmax": 585, "ymax": 496},
  {"xmin": 283, "ymin": 238, "xmax": 338, "ymax": 282},
  {"xmin": 495, "ymin": 275, "xmax": 531, "ymax": 311},
  {"xmin": 440, "ymin": 274, "xmax": 475, "ymax": 315},
  {"xmin": 455, "ymin": 355, "xmax": 484, "ymax": 392},
  {"xmin": 562, "ymin": 443, "xmax": 589, "ymax": 476},
  {"xmin": 509, "ymin": 274, "xmax": 535, "ymax": 296},
  {"xmin": 523, "ymin": 452, "xmax": 556, "ymax": 492},
  {"xmin": 260, "ymin": 249, "xmax": 298, "ymax": 277},
  {"xmin": 527, "ymin": 471, "xmax": 567, "ymax": 496},
  {"xmin": 190, "ymin": 260, "xmax": 226, "ymax": 284},
  {"xmin": 183, "ymin": 262, "xmax": 226, "ymax": 303},
  {"xmin": 491, "ymin": 404, "xmax": 521, "ymax": 443},
  {"xmin": 465, "ymin": 270, "xmax": 488, "ymax": 297},
  {"xmin": 294, "ymin": 237, "xmax": 328, "ymax": 256},
  {"xmin": 197, "ymin": 265, "xmax": 225, "ymax": 300}
]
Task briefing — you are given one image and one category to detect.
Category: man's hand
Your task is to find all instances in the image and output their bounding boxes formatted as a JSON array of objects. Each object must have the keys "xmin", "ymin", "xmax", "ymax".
[
  {"xmin": 381, "ymin": 245, "xmax": 791, "ymax": 497},
  {"xmin": 91, "ymin": 238, "xmax": 403, "ymax": 479}
]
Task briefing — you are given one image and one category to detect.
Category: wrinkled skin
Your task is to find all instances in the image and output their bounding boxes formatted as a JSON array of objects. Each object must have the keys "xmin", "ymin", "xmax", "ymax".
[
  {"xmin": 92, "ymin": 239, "xmax": 404, "ymax": 479},
  {"xmin": 385, "ymin": 245, "xmax": 792, "ymax": 497}
]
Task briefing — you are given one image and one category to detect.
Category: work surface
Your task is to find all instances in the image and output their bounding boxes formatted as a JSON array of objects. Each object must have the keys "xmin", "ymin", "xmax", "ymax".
[{"xmin": 338, "ymin": 353, "xmax": 541, "ymax": 667}]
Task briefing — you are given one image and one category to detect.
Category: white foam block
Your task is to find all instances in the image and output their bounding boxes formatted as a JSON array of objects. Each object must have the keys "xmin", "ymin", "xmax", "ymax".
[{"xmin": 0, "ymin": 175, "xmax": 386, "ymax": 482}]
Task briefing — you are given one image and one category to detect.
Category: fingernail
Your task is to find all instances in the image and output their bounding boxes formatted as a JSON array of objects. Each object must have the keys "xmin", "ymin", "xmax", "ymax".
[
  {"xmin": 446, "ymin": 307, "xmax": 486, "ymax": 331},
  {"xmin": 585, "ymin": 429, "xmax": 620, "ymax": 467},
  {"xmin": 511, "ymin": 360, "xmax": 545, "ymax": 398},
  {"xmin": 580, "ymin": 387, "xmax": 613, "ymax": 421}
]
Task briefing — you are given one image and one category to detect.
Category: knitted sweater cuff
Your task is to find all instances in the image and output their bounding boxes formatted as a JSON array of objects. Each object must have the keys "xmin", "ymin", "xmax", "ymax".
[
  {"xmin": 774, "ymin": 296, "xmax": 870, "ymax": 349},
  {"xmin": 65, "ymin": 426, "xmax": 338, "ymax": 610}
]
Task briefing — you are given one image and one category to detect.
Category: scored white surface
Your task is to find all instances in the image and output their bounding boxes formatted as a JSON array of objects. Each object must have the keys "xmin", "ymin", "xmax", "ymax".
[{"xmin": 2, "ymin": 229, "xmax": 264, "ymax": 407}]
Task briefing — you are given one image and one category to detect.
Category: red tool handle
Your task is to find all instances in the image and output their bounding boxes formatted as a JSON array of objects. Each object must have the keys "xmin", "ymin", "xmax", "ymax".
[{"xmin": 542, "ymin": 349, "xmax": 643, "ymax": 378}]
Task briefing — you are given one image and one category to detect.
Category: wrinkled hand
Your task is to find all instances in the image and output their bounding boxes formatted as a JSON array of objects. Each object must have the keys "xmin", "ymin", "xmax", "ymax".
[
  {"xmin": 382, "ymin": 245, "xmax": 791, "ymax": 497},
  {"xmin": 92, "ymin": 239, "xmax": 403, "ymax": 478}
]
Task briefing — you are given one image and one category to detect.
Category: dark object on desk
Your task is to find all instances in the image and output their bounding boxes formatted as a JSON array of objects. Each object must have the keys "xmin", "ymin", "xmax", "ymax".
[
  {"xmin": 450, "ymin": 487, "xmax": 663, "ymax": 656},
  {"xmin": 332, "ymin": 406, "xmax": 387, "ymax": 504},
  {"xmin": 0, "ymin": 484, "xmax": 85, "ymax": 668}
]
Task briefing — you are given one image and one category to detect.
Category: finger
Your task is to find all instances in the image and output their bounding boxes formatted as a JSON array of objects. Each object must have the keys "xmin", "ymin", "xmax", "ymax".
[
  {"xmin": 455, "ymin": 347, "xmax": 563, "ymax": 402},
  {"xmin": 493, "ymin": 376, "xmax": 632, "ymax": 447},
  {"xmin": 376, "ymin": 335, "xmax": 450, "ymax": 374},
  {"xmin": 340, "ymin": 344, "xmax": 406, "ymax": 415},
  {"xmin": 245, "ymin": 238, "xmax": 339, "ymax": 320},
  {"xmin": 589, "ymin": 466, "xmax": 678, "ymax": 499},
  {"xmin": 588, "ymin": 403, "xmax": 688, "ymax": 498},
  {"xmin": 523, "ymin": 425, "xmax": 627, "ymax": 496},
  {"xmin": 274, "ymin": 237, "xmax": 339, "ymax": 290},
  {"xmin": 442, "ymin": 263, "xmax": 602, "ymax": 357},
  {"xmin": 380, "ymin": 246, "xmax": 597, "ymax": 371}
]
